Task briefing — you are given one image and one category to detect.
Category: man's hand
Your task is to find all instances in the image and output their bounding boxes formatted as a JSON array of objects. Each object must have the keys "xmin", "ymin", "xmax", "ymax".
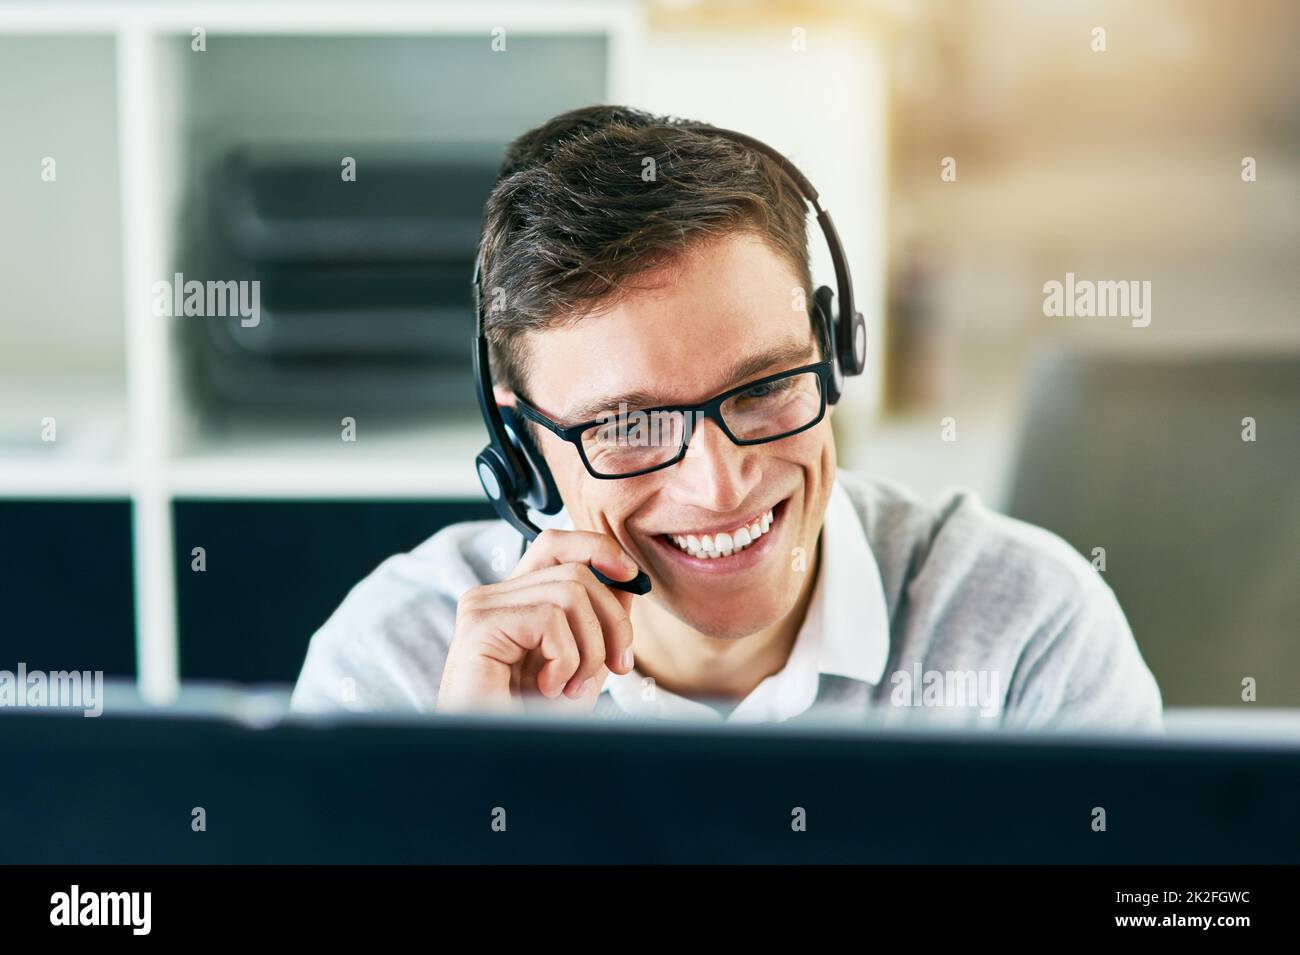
[{"xmin": 435, "ymin": 530, "xmax": 640, "ymax": 715}]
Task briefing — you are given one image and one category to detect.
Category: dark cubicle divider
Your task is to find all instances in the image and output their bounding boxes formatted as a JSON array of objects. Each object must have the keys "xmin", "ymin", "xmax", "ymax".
[
  {"xmin": 0, "ymin": 499, "xmax": 137, "ymax": 678},
  {"xmin": 0, "ymin": 497, "xmax": 498, "ymax": 687},
  {"xmin": 172, "ymin": 498, "xmax": 495, "ymax": 685}
]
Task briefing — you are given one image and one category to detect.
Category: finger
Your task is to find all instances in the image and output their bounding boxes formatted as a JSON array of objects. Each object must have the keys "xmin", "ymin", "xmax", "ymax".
[
  {"xmin": 460, "ymin": 598, "xmax": 581, "ymax": 699},
  {"xmin": 521, "ymin": 662, "xmax": 610, "ymax": 714},
  {"xmin": 532, "ymin": 601, "xmax": 584, "ymax": 699},
  {"xmin": 484, "ymin": 564, "xmax": 636, "ymax": 674},
  {"xmin": 510, "ymin": 528, "xmax": 639, "ymax": 585},
  {"xmin": 473, "ymin": 582, "xmax": 605, "ymax": 698},
  {"xmin": 516, "ymin": 649, "xmax": 545, "ymax": 696},
  {"xmin": 548, "ymin": 579, "xmax": 609, "ymax": 698}
]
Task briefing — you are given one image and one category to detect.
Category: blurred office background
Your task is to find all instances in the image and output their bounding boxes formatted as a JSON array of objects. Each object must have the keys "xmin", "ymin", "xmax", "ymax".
[{"xmin": 0, "ymin": 0, "xmax": 1296, "ymax": 710}]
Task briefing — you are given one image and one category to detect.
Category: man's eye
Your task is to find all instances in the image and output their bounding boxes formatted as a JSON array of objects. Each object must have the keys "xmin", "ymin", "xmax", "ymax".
[
  {"xmin": 593, "ymin": 420, "xmax": 641, "ymax": 445},
  {"xmin": 739, "ymin": 378, "xmax": 792, "ymax": 400}
]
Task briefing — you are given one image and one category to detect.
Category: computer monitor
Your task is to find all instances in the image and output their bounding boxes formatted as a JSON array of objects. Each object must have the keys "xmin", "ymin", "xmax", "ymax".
[{"xmin": 2, "ymin": 707, "xmax": 1297, "ymax": 864}]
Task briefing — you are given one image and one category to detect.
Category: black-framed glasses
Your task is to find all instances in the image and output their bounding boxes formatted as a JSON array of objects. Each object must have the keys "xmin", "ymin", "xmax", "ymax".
[{"xmin": 513, "ymin": 360, "xmax": 834, "ymax": 480}]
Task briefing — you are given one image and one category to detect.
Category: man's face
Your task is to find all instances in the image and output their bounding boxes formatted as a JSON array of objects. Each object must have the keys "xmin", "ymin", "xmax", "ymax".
[{"xmin": 513, "ymin": 232, "xmax": 837, "ymax": 640}]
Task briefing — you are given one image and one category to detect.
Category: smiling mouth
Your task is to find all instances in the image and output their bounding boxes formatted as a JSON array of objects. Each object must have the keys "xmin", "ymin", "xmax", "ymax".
[{"xmin": 659, "ymin": 505, "xmax": 778, "ymax": 560}]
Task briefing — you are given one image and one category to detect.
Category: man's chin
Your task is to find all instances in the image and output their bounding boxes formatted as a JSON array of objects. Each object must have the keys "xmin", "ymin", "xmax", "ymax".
[{"xmin": 664, "ymin": 598, "xmax": 792, "ymax": 642}]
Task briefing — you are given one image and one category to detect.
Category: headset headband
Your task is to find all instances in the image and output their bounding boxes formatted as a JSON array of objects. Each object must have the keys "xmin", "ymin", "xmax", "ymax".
[{"xmin": 475, "ymin": 124, "xmax": 864, "ymax": 392}]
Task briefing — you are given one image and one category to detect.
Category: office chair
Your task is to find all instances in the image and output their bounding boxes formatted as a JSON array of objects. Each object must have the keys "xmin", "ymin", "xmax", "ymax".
[{"xmin": 1006, "ymin": 348, "xmax": 1300, "ymax": 707}]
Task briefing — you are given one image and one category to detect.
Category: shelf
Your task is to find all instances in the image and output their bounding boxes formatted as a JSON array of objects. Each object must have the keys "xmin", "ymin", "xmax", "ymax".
[
  {"xmin": 169, "ymin": 417, "xmax": 487, "ymax": 498},
  {"xmin": 0, "ymin": 375, "xmax": 129, "ymax": 474},
  {"xmin": 0, "ymin": 1, "xmax": 640, "ymax": 34}
]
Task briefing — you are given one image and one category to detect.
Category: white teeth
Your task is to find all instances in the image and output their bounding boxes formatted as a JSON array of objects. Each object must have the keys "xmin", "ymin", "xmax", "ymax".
[{"xmin": 666, "ymin": 507, "xmax": 776, "ymax": 560}]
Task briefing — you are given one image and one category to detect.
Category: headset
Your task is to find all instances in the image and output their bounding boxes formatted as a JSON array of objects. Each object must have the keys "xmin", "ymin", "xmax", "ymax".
[{"xmin": 471, "ymin": 123, "xmax": 867, "ymax": 595}]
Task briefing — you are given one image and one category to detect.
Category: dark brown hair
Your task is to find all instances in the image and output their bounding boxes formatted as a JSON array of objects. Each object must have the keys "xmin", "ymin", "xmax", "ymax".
[{"xmin": 477, "ymin": 105, "xmax": 813, "ymax": 395}]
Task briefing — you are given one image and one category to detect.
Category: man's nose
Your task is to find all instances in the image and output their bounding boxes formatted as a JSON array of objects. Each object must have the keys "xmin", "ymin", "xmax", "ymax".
[{"xmin": 669, "ymin": 416, "xmax": 760, "ymax": 512}]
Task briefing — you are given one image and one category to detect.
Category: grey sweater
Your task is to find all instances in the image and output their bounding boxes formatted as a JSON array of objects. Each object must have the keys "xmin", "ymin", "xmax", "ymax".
[{"xmin": 290, "ymin": 470, "xmax": 1163, "ymax": 732}]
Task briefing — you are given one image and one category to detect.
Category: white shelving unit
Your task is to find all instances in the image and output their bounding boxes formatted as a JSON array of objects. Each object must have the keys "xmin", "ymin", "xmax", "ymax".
[
  {"xmin": 3, "ymin": 0, "xmax": 890, "ymax": 705},
  {"xmin": 0, "ymin": 1, "xmax": 646, "ymax": 703}
]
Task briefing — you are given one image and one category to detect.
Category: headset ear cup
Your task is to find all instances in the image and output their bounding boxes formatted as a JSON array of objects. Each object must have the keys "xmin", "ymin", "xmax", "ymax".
[
  {"xmin": 499, "ymin": 406, "xmax": 563, "ymax": 515},
  {"xmin": 475, "ymin": 448, "xmax": 513, "ymax": 503},
  {"xmin": 843, "ymin": 310, "xmax": 867, "ymax": 377},
  {"xmin": 810, "ymin": 286, "xmax": 844, "ymax": 405}
]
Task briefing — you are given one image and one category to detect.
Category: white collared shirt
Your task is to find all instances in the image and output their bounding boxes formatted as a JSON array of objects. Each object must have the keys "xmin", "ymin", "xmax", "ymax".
[
  {"xmin": 596, "ymin": 480, "xmax": 891, "ymax": 723},
  {"xmin": 293, "ymin": 469, "xmax": 1164, "ymax": 733}
]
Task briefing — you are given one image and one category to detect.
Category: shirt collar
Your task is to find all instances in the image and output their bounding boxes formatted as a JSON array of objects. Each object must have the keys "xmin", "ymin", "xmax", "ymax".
[
  {"xmin": 814, "ymin": 477, "xmax": 890, "ymax": 685},
  {"xmin": 597, "ymin": 475, "xmax": 891, "ymax": 721}
]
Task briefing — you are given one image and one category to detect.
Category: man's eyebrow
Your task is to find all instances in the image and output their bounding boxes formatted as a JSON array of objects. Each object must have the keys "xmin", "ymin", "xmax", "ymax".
[{"xmin": 564, "ymin": 339, "xmax": 816, "ymax": 423}]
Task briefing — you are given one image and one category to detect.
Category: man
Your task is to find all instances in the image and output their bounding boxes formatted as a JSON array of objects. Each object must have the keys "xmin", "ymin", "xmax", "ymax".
[{"xmin": 291, "ymin": 105, "xmax": 1162, "ymax": 729}]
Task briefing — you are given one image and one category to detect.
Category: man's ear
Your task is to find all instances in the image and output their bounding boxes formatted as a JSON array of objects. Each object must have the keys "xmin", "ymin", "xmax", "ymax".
[{"xmin": 493, "ymin": 386, "xmax": 516, "ymax": 407}]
